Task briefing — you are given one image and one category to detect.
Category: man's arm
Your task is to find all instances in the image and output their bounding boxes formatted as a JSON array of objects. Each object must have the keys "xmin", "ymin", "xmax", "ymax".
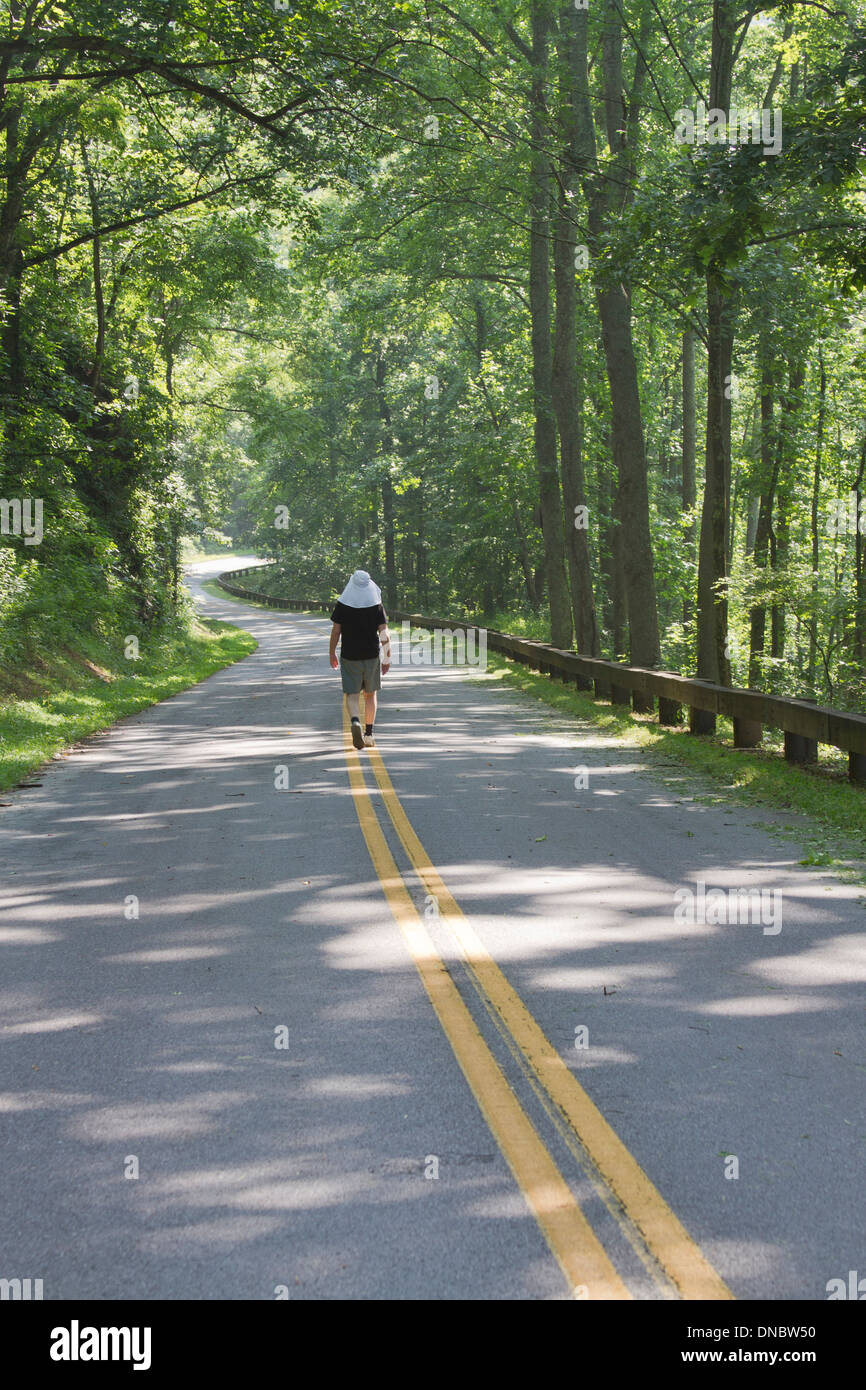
[
  {"xmin": 378, "ymin": 623, "xmax": 391, "ymax": 674},
  {"xmin": 329, "ymin": 622, "xmax": 341, "ymax": 669}
]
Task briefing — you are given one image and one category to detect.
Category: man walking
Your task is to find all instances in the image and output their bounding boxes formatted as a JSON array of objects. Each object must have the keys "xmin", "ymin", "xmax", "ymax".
[{"xmin": 329, "ymin": 570, "xmax": 391, "ymax": 749}]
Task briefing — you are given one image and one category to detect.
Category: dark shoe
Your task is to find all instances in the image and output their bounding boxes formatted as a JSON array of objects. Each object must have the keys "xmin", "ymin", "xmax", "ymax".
[{"xmin": 351, "ymin": 721, "xmax": 364, "ymax": 750}]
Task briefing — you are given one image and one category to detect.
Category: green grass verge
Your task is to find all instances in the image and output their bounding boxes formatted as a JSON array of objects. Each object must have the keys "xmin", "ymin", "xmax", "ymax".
[
  {"xmin": 476, "ymin": 652, "xmax": 866, "ymax": 886},
  {"xmin": 0, "ymin": 616, "xmax": 257, "ymax": 792},
  {"xmin": 201, "ymin": 577, "xmax": 325, "ymax": 616},
  {"xmin": 474, "ymin": 608, "xmax": 551, "ymax": 640},
  {"xmin": 179, "ymin": 539, "xmax": 237, "ymax": 564},
  {"xmin": 201, "ymin": 578, "xmax": 283, "ymax": 610}
]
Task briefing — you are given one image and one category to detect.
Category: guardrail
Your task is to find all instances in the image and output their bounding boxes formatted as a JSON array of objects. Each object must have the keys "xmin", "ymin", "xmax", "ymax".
[{"xmin": 215, "ymin": 564, "xmax": 866, "ymax": 783}]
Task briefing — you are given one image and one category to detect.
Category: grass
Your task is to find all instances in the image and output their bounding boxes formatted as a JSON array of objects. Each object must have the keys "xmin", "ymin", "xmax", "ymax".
[
  {"xmin": 473, "ymin": 608, "xmax": 552, "ymax": 640},
  {"xmin": 0, "ymin": 615, "xmax": 257, "ymax": 792},
  {"xmin": 201, "ymin": 577, "xmax": 285, "ymax": 610},
  {"xmin": 476, "ymin": 652, "xmax": 866, "ymax": 886},
  {"xmin": 200, "ymin": 577, "xmax": 326, "ymax": 615},
  {"xmin": 179, "ymin": 538, "xmax": 237, "ymax": 564}
]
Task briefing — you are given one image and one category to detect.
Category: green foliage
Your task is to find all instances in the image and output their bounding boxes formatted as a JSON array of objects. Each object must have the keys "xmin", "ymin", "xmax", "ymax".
[
  {"xmin": 2, "ymin": 0, "xmax": 866, "ymax": 722},
  {"xmin": 0, "ymin": 614, "xmax": 256, "ymax": 790}
]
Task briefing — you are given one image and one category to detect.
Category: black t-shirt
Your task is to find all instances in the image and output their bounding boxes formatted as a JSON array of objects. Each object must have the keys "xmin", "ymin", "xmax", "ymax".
[{"xmin": 331, "ymin": 600, "xmax": 387, "ymax": 660}]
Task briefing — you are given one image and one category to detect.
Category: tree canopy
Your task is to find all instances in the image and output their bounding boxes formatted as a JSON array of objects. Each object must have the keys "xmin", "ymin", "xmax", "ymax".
[{"xmin": 2, "ymin": 0, "xmax": 866, "ymax": 706}]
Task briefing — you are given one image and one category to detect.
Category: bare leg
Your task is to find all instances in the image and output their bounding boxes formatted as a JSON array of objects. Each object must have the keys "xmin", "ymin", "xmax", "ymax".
[
  {"xmin": 347, "ymin": 693, "xmax": 361, "ymax": 720},
  {"xmin": 364, "ymin": 690, "xmax": 378, "ymax": 725}
]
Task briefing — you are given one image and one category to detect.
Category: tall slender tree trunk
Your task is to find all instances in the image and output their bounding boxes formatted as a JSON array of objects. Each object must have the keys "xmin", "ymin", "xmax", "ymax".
[
  {"xmin": 80, "ymin": 139, "xmax": 105, "ymax": 392},
  {"xmin": 698, "ymin": 273, "xmax": 735, "ymax": 683},
  {"xmin": 696, "ymin": 0, "xmax": 741, "ymax": 683},
  {"xmin": 595, "ymin": 280, "xmax": 661, "ymax": 666},
  {"xmin": 770, "ymin": 361, "xmax": 804, "ymax": 664},
  {"xmin": 748, "ymin": 340, "xmax": 778, "ymax": 687},
  {"xmin": 528, "ymin": 0, "xmax": 572, "ymax": 649},
  {"xmin": 0, "ymin": 101, "xmax": 25, "ymax": 491},
  {"xmin": 512, "ymin": 499, "xmax": 539, "ymax": 609},
  {"xmin": 570, "ymin": 0, "xmax": 660, "ymax": 666},
  {"xmin": 745, "ymin": 495, "xmax": 759, "ymax": 555},
  {"xmin": 600, "ymin": 457, "xmax": 626, "ymax": 656},
  {"xmin": 682, "ymin": 327, "xmax": 697, "ymax": 625},
  {"xmin": 808, "ymin": 348, "xmax": 826, "ymax": 692},
  {"xmin": 552, "ymin": 0, "xmax": 599, "ymax": 654},
  {"xmin": 853, "ymin": 437, "xmax": 866, "ymax": 682}
]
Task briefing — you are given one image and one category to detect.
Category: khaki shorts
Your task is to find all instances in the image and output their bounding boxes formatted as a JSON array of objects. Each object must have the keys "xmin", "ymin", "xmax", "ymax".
[{"xmin": 340, "ymin": 656, "xmax": 381, "ymax": 694}]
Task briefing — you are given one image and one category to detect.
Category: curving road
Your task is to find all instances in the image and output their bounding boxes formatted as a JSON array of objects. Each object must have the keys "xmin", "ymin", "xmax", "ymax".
[{"xmin": 0, "ymin": 556, "xmax": 863, "ymax": 1301}]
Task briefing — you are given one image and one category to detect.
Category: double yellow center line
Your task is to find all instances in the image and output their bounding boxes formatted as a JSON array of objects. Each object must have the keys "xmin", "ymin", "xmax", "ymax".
[{"xmin": 342, "ymin": 705, "xmax": 732, "ymax": 1301}]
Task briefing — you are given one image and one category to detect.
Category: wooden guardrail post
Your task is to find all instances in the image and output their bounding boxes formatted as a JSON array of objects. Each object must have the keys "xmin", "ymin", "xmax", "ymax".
[
  {"xmin": 717, "ymin": 686, "xmax": 763, "ymax": 747},
  {"xmin": 689, "ymin": 708, "xmax": 716, "ymax": 734},
  {"xmin": 658, "ymin": 697, "xmax": 683, "ymax": 725},
  {"xmin": 768, "ymin": 696, "xmax": 824, "ymax": 766},
  {"xmin": 849, "ymin": 752, "xmax": 866, "ymax": 783},
  {"xmin": 687, "ymin": 678, "xmax": 719, "ymax": 735},
  {"xmin": 784, "ymin": 732, "xmax": 818, "ymax": 764},
  {"xmin": 733, "ymin": 717, "xmax": 763, "ymax": 747}
]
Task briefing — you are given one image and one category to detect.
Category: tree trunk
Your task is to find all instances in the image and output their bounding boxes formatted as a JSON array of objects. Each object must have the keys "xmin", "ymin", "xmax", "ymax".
[
  {"xmin": 770, "ymin": 361, "xmax": 803, "ymax": 665},
  {"xmin": 682, "ymin": 327, "xmax": 697, "ymax": 625},
  {"xmin": 696, "ymin": 0, "xmax": 740, "ymax": 683},
  {"xmin": 512, "ymin": 500, "xmax": 539, "ymax": 609},
  {"xmin": 808, "ymin": 348, "xmax": 826, "ymax": 692},
  {"xmin": 853, "ymin": 437, "xmax": 866, "ymax": 681},
  {"xmin": 80, "ymin": 138, "xmax": 105, "ymax": 392},
  {"xmin": 745, "ymin": 495, "xmax": 759, "ymax": 555},
  {"xmin": 570, "ymin": 0, "xmax": 660, "ymax": 666},
  {"xmin": 552, "ymin": 3, "xmax": 599, "ymax": 654},
  {"xmin": 748, "ymin": 340, "xmax": 778, "ymax": 687},
  {"xmin": 600, "ymin": 458, "xmax": 627, "ymax": 657},
  {"xmin": 0, "ymin": 100, "xmax": 25, "ymax": 488},
  {"xmin": 698, "ymin": 272, "xmax": 735, "ymax": 683},
  {"xmin": 375, "ymin": 352, "xmax": 398, "ymax": 610},
  {"xmin": 528, "ymin": 0, "xmax": 573, "ymax": 649}
]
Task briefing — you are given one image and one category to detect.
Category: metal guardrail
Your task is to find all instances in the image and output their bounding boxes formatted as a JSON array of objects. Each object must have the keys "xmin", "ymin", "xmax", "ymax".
[{"xmin": 215, "ymin": 564, "xmax": 866, "ymax": 782}]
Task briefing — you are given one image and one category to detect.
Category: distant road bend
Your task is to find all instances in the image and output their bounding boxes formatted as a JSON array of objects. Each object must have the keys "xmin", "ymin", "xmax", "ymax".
[{"xmin": 0, "ymin": 555, "xmax": 862, "ymax": 1301}]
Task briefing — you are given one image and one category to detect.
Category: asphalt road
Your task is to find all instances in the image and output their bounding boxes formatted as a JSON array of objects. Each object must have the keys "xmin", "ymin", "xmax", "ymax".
[{"xmin": 0, "ymin": 556, "xmax": 863, "ymax": 1301}]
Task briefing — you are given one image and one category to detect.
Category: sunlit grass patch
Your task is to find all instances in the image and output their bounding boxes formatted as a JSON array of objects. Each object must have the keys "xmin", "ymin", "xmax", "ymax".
[{"xmin": 0, "ymin": 618, "xmax": 256, "ymax": 791}]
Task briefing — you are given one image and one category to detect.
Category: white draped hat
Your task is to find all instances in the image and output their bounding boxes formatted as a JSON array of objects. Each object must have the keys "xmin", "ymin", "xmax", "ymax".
[{"xmin": 338, "ymin": 569, "xmax": 382, "ymax": 608}]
